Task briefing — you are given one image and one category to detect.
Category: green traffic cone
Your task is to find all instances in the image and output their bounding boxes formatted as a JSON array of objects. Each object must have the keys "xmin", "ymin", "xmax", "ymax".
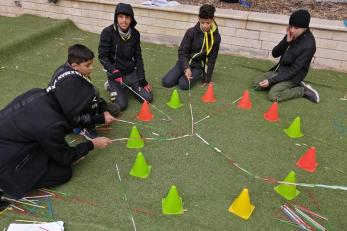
[
  {"xmin": 162, "ymin": 185, "xmax": 184, "ymax": 215},
  {"xmin": 167, "ymin": 89, "xmax": 183, "ymax": 109},
  {"xmin": 274, "ymin": 171, "xmax": 300, "ymax": 200},
  {"xmin": 284, "ymin": 116, "xmax": 304, "ymax": 138},
  {"xmin": 126, "ymin": 126, "xmax": 144, "ymax": 149},
  {"xmin": 130, "ymin": 152, "xmax": 151, "ymax": 178}
]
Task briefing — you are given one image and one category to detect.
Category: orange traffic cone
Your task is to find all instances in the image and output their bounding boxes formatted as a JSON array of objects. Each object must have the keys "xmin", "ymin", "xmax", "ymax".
[
  {"xmin": 296, "ymin": 147, "xmax": 318, "ymax": 173},
  {"xmin": 237, "ymin": 90, "xmax": 252, "ymax": 110},
  {"xmin": 264, "ymin": 102, "xmax": 279, "ymax": 122},
  {"xmin": 201, "ymin": 82, "xmax": 216, "ymax": 103},
  {"xmin": 136, "ymin": 100, "xmax": 154, "ymax": 122}
]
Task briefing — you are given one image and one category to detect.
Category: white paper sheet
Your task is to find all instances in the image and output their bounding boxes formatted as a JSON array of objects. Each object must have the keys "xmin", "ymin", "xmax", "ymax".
[{"xmin": 7, "ymin": 221, "xmax": 64, "ymax": 231}]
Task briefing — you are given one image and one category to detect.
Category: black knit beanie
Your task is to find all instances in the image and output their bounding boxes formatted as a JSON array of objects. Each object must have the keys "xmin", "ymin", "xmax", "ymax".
[{"xmin": 289, "ymin": 10, "xmax": 310, "ymax": 28}]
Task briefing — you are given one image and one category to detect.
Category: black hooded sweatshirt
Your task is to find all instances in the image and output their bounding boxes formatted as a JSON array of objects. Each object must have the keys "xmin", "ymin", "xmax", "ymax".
[
  {"xmin": 98, "ymin": 3, "xmax": 147, "ymax": 86},
  {"xmin": 268, "ymin": 29, "xmax": 316, "ymax": 86},
  {"xmin": 0, "ymin": 71, "xmax": 95, "ymax": 199},
  {"xmin": 178, "ymin": 22, "xmax": 221, "ymax": 83},
  {"xmin": 48, "ymin": 62, "xmax": 106, "ymax": 126}
]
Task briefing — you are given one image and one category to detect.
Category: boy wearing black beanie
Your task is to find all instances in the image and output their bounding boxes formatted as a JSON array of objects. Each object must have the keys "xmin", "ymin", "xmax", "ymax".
[{"xmin": 253, "ymin": 9, "xmax": 319, "ymax": 103}]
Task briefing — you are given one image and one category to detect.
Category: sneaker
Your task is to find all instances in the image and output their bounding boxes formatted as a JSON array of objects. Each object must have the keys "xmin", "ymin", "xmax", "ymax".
[
  {"xmin": 302, "ymin": 82, "xmax": 320, "ymax": 103},
  {"xmin": 110, "ymin": 91, "xmax": 118, "ymax": 103},
  {"xmin": 80, "ymin": 128, "xmax": 98, "ymax": 140},
  {"xmin": 104, "ymin": 80, "xmax": 109, "ymax": 91}
]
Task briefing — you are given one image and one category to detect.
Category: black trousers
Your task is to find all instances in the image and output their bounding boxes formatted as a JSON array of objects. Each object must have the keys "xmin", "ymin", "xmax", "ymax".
[
  {"xmin": 33, "ymin": 161, "xmax": 72, "ymax": 190},
  {"xmin": 162, "ymin": 61, "xmax": 203, "ymax": 90},
  {"xmin": 107, "ymin": 71, "xmax": 153, "ymax": 110}
]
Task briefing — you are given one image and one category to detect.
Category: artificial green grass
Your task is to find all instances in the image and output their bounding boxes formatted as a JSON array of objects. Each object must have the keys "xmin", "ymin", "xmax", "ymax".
[{"xmin": 0, "ymin": 15, "xmax": 346, "ymax": 231}]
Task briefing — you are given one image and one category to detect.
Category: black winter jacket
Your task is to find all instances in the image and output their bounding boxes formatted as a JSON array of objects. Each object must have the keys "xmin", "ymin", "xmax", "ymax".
[
  {"xmin": 0, "ymin": 88, "xmax": 93, "ymax": 199},
  {"xmin": 178, "ymin": 22, "xmax": 221, "ymax": 83},
  {"xmin": 98, "ymin": 26, "xmax": 145, "ymax": 82},
  {"xmin": 268, "ymin": 29, "xmax": 316, "ymax": 85},
  {"xmin": 48, "ymin": 62, "xmax": 105, "ymax": 126}
]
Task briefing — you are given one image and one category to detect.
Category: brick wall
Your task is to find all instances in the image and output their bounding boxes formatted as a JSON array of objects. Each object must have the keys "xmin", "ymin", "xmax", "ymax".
[{"xmin": 1, "ymin": 0, "xmax": 346, "ymax": 71}]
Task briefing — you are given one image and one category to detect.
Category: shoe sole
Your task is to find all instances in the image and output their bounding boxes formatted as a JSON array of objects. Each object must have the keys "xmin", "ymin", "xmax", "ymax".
[{"xmin": 305, "ymin": 84, "xmax": 320, "ymax": 103}]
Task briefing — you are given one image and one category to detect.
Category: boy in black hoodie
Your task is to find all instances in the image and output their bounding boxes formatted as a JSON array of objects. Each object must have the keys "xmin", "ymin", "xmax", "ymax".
[
  {"xmin": 253, "ymin": 10, "xmax": 319, "ymax": 103},
  {"xmin": 162, "ymin": 4, "xmax": 221, "ymax": 90},
  {"xmin": 0, "ymin": 69, "xmax": 112, "ymax": 204},
  {"xmin": 99, "ymin": 3, "xmax": 153, "ymax": 111},
  {"xmin": 49, "ymin": 44, "xmax": 120, "ymax": 139}
]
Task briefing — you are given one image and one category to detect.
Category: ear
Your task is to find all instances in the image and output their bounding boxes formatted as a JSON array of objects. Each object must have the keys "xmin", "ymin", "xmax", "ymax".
[{"xmin": 70, "ymin": 63, "xmax": 78, "ymax": 70}]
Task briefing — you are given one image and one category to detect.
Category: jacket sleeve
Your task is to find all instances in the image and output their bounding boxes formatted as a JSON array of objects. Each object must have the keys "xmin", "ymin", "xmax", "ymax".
[
  {"xmin": 178, "ymin": 29, "xmax": 193, "ymax": 71},
  {"xmin": 98, "ymin": 27, "xmax": 117, "ymax": 75},
  {"xmin": 268, "ymin": 45, "xmax": 316, "ymax": 85},
  {"xmin": 272, "ymin": 36, "xmax": 290, "ymax": 58},
  {"xmin": 40, "ymin": 125, "xmax": 94, "ymax": 165},
  {"xmin": 134, "ymin": 32, "xmax": 146, "ymax": 81},
  {"xmin": 203, "ymin": 34, "xmax": 221, "ymax": 83}
]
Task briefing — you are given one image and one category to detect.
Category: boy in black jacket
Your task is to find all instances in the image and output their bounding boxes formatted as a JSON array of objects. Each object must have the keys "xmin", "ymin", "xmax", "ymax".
[
  {"xmin": 49, "ymin": 44, "xmax": 120, "ymax": 139},
  {"xmin": 0, "ymin": 72, "xmax": 112, "ymax": 203},
  {"xmin": 99, "ymin": 3, "xmax": 153, "ymax": 111},
  {"xmin": 253, "ymin": 9, "xmax": 319, "ymax": 103},
  {"xmin": 162, "ymin": 4, "xmax": 221, "ymax": 90}
]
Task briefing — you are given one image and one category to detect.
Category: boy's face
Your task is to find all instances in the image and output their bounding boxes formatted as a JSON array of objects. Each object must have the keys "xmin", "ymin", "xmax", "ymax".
[
  {"xmin": 199, "ymin": 18, "xmax": 214, "ymax": 32},
  {"xmin": 288, "ymin": 26, "xmax": 306, "ymax": 40},
  {"xmin": 71, "ymin": 59, "xmax": 93, "ymax": 77},
  {"xmin": 117, "ymin": 13, "xmax": 132, "ymax": 31}
]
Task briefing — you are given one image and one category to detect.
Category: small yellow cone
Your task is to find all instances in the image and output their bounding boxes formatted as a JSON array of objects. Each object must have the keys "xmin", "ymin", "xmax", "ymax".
[
  {"xmin": 130, "ymin": 152, "xmax": 151, "ymax": 179},
  {"xmin": 228, "ymin": 188, "xmax": 255, "ymax": 220}
]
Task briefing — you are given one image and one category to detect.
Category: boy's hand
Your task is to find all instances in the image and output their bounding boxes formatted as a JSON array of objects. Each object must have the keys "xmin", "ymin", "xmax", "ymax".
[
  {"xmin": 114, "ymin": 77, "xmax": 123, "ymax": 84},
  {"xmin": 184, "ymin": 68, "xmax": 192, "ymax": 80},
  {"xmin": 258, "ymin": 79, "xmax": 269, "ymax": 88},
  {"xmin": 143, "ymin": 83, "xmax": 152, "ymax": 92},
  {"xmin": 103, "ymin": 111, "xmax": 116, "ymax": 124},
  {"xmin": 286, "ymin": 26, "xmax": 293, "ymax": 43},
  {"xmin": 112, "ymin": 69, "xmax": 122, "ymax": 82},
  {"xmin": 91, "ymin": 137, "xmax": 112, "ymax": 149}
]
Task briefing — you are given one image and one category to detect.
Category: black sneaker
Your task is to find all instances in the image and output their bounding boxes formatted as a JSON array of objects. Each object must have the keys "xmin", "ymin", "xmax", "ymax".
[
  {"xmin": 302, "ymin": 82, "xmax": 319, "ymax": 103},
  {"xmin": 80, "ymin": 128, "xmax": 98, "ymax": 140}
]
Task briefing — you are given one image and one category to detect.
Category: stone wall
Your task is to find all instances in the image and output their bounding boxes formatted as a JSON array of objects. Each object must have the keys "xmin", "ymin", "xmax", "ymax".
[{"xmin": 1, "ymin": 0, "xmax": 346, "ymax": 71}]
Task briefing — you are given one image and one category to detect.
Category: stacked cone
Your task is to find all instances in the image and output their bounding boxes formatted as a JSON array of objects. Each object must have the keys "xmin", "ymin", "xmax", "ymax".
[
  {"xmin": 167, "ymin": 89, "xmax": 183, "ymax": 109},
  {"xmin": 136, "ymin": 100, "xmax": 154, "ymax": 122},
  {"xmin": 274, "ymin": 171, "xmax": 300, "ymax": 200},
  {"xmin": 130, "ymin": 152, "xmax": 151, "ymax": 178},
  {"xmin": 296, "ymin": 147, "xmax": 318, "ymax": 173},
  {"xmin": 162, "ymin": 185, "xmax": 184, "ymax": 215},
  {"xmin": 284, "ymin": 117, "xmax": 304, "ymax": 138},
  {"xmin": 228, "ymin": 188, "xmax": 255, "ymax": 220},
  {"xmin": 201, "ymin": 82, "xmax": 216, "ymax": 103},
  {"xmin": 263, "ymin": 102, "xmax": 279, "ymax": 122},
  {"xmin": 237, "ymin": 90, "xmax": 252, "ymax": 110},
  {"xmin": 126, "ymin": 126, "xmax": 144, "ymax": 149}
]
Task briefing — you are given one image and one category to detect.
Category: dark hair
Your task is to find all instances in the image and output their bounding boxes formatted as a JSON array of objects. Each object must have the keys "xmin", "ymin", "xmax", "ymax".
[
  {"xmin": 68, "ymin": 44, "xmax": 94, "ymax": 64},
  {"xmin": 199, "ymin": 4, "xmax": 215, "ymax": 19}
]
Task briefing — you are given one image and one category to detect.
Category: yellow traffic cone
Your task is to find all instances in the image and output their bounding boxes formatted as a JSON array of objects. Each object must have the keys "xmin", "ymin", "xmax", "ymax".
[{"xmin": 228, "ymin": 188, "xmax": 255, "ymax": 220}]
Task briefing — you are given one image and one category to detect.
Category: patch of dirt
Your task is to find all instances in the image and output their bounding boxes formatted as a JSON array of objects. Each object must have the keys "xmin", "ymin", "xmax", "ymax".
[{"xmin": 176, "ymin": 0, "xmax": 347, "ymax": 21}]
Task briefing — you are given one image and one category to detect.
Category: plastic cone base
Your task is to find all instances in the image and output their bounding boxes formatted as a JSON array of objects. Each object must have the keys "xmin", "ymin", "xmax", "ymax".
[
  {"xmin": 162, "ymin": 197, "xmax": 184, "ymax": 215},
  {"xmin": 130, "ymin": 165, "xmax": 152, "ymax": 179},
  {"xmin": 296, "ymin": 147, "xmax": 318, "ymax": 173},
  {"xmin": 274, "ymin": 185, "xmax": 300, "ymax": 200},
  {"xmin": 229, "ymin": 203, "xmax": 255, "ymax": 220}
]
